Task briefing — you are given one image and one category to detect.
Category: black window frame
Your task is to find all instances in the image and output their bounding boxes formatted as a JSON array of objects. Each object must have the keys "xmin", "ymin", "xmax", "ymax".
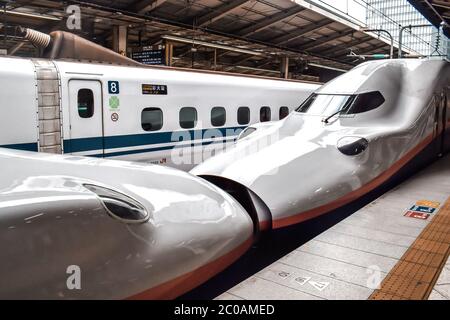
[
  {"xmin": 179, "ymin": 107, "xmax": 198, "ymax": 129},
  {"xmin": 279, "ymin": 106, "xmax": 290, "ymax": 120},
  {"xmin": 260, "ymin": 106, "xmax": 271, "ymax": 122},
  {"xmin": 77, "ymin": 88, "xmax": 94, "ymax": 119},
  {"xmin": 141, "ymin": 107, "xmax": 164, "ymax": 132},
  {"xmin": 211, "ymin": 106, "xmax": 226, "ymax": 127},
  {"xmin": 237, "ymin": 106, "xmax": 250, "ymax": 125}
]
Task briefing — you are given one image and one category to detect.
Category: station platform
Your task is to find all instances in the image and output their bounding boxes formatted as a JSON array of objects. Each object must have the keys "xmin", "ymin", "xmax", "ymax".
[{"xmin": 216, "ymin": 154, "xmax": 450, "ymax": 300}]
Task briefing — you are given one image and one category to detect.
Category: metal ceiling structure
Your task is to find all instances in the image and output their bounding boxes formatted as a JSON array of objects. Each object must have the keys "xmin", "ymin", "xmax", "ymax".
[
  {"xmin": 408, "ymin": 0, "xmax": 450, "ymax": 37},
  {"xmin": 0, "ymin": 0, "xmax": 407, "ymax": 81}
]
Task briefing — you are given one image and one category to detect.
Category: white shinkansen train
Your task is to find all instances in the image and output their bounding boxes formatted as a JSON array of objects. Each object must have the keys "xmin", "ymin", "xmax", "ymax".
[
  {"xmin": 0, "ymin": 30, "xmax": 319, "ymax": 171},
  {"xmin": 192, "ymin": 58, "xmax": 450, "ymax": 230}
]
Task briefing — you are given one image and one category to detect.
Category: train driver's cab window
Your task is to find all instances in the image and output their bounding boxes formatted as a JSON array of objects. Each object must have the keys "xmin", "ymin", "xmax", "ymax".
[
  {"xmin": 211, "ymin": 107, "xmax": 226, "ymax": 127},
  {"xmin": 346, "ymin": 91, "xmax": 385, "ymax": 114},
  {"xmin": 260, "ymin": 107, "xmax": 271, "ymax": 122},
  {"xmin": 78, "ymin": 89, "xmax": 94, "ymax": 118},
  {"xmin": 180, "ymin": 107, "xmax": 198, "ymax": 129},
  {"xmin": 238, "ymin": 107, "xmax": 250, "ymax": 125},
  {"xmin": 279, "ymin": 106, "xmax": 290, "ymax": 120},
  {"xmin": 142, "ymin": 108, "xmax": 163, "ymax": 131},
  {"xmin": 296, "ymin": 91, "xmax": 385, "ymax": 116}
]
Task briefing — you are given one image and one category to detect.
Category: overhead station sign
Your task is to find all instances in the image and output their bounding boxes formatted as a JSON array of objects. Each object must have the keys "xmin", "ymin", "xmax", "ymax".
[{"xmin": 132, "ymin": 47, "xmax": 165, "ymax": 65}]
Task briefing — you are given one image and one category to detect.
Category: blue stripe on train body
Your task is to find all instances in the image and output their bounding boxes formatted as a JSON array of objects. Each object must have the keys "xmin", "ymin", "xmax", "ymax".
[
  {"xmin": 0, "ymin": 142, "xmax": 38, "ymax": 152},
  {"xmin": 0, "ymin": 126, "xmax": 245, "ymax": 157},
  {"xmin": 63, "ymin": 127, "xmax": 245, "ymax": 154}
]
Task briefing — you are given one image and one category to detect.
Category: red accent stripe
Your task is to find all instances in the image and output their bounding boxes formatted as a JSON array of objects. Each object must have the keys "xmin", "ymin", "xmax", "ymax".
[
  {"xmin": 259, "ymin": 220, "xmax": 271, "ymax": 232},
  {"xmin": 126, "ymin": 236, "xmax": 253, "ymax": 300},
  {"xmin": 272, "ymin": 133, "xmax": 435, "ymax": 229}
]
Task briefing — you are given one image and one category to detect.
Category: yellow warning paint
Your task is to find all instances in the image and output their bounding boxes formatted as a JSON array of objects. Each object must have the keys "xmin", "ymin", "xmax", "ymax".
[{"xmin": 415, "ymin": 200, "xmax": 440, "ymax": 208}]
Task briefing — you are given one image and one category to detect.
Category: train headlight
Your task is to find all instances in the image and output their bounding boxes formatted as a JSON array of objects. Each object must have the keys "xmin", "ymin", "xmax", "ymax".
[
  {"xmin": 84, "ymin": 184, "xmax": 149, "ymax": 224},
  {"xmin": 337, "ymin": 136, "xmax": 369, "ymax": 156},
  {"xmin": 238, "ymin": 127, "xmax": 257, "ymax": 141}
]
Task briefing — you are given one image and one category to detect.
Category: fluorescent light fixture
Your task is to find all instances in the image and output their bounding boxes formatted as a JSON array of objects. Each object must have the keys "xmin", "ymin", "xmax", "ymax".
[
  {"xmin": 235, "ymin": 65, "xmax": 280, "ymax": 74},
  {"xmin": 4, "ymin": 10, "xmax": 61, "ymax": 21},
  {"xmin": 161, "ymin": 35, "xmax": 266, "ymax": 56},
  {"xmin": 308, "ymin": 62, "xmax": 347, "ymax": 72}
]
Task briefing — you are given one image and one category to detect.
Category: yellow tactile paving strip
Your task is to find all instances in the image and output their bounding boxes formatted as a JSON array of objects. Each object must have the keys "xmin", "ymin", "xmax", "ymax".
[{"xmin": 370, "ymin": 197, "xmax": 450, "ymax": 300}]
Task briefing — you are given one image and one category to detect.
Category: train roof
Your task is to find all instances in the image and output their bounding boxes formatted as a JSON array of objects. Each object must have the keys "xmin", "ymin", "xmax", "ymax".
[
  {"xmin": 0, "ymin": 54, "xmax": 321, "ymax": 86},
  {"xmin": 316, "ymin": 58, "xmax": 449, "ymax": 95}
]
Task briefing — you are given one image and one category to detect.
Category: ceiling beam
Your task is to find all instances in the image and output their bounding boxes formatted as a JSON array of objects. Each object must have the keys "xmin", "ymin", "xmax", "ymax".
[
  {"xmin": 223, "ymin": 54, "xmax": 255, "ymax": 71},
  {"xmin": 272, "ymin": 19, "xmax": 334, "ymax": 45},
  {"xmin": 195, "ymin": 0, "xmax": 251, "ymax": 27},
  {"xmin": 132, "ymin": 0, "xmax": 168, "ymax": 15},
  {"xmin": 339, "ymin": 42, "xmax": 388, "ymax": 59},
  {"xmin": 237, "ymin": 6, "xmax": 306, "ymax": 37},
  {"xmin": 318, "ymin": 36, "xmax": 373, "ymax": 56},
  {"xmin": 298, "ymin": 29, "xmax": 354, "ymax": 51}
]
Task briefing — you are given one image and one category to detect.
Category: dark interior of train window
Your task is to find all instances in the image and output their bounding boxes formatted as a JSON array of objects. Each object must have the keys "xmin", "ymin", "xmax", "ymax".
[
  {"xmin": 142, "ymin": 108, "xmax": 163, "ymax": 131},
  {"xmin": 346, "ymin": 91, "xmax": 385, "ymax": 114},
  {"xmin": 279, "ymin": 106, "xmax": 290, "ymax": 120},
  {"xmin": 238, "ymin": 107, "xmax": 250, "ymax": 125},
  {"xmin": 78, "ymin": 89, "xmax": 94, "ymax": 118},
  {"xmin": 260, "ymin": 107, "xmax": 271, "ymax": 122},
  {"xmin": 211, "ymin": 107, "xmax": 226, "ymax": 127},
  {"xmin": 180, "ymin": 107, "xmax": 198, "ymax": 129}
]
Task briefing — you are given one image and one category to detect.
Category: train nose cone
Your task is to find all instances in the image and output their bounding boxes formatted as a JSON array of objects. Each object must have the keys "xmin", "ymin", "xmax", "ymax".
[
  {"xmin": 191, "ymin": 114, "xmax": 358, "ymax": 229},
  {"xmin": 0, "ymin": 149, "xmax": 255, "ymax": 299}
]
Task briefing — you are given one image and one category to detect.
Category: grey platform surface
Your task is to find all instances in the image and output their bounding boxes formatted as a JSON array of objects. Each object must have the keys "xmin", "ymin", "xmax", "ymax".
[
  {"xmin": 216, "ymin": 154, "xmax": 450, "ymax": 300},
  {"xmin": 429, "ymin": 254, "xmax": 450, "ymax": 300}
]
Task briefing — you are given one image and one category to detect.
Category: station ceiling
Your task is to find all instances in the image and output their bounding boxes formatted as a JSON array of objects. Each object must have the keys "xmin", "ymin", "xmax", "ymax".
[
  {"xmin": 408, "ymin": 0, "xmax": 450, "ymax": 37},
  {"xmin": 0, "ymin": 0, "xmax": 401, "ymax": 80}
]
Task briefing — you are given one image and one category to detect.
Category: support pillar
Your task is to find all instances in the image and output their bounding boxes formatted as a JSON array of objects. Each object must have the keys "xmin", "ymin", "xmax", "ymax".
[
  {"xmin": 165, "ymin": 41, "xmax": 173, "ymax": 66},
  {"xmin": 113, "ymin": 25, "xmax": 127, "ymax": 55},
  {"xmin": 280, "ymin": 56, "xmax": 289, "ymax": 79}
]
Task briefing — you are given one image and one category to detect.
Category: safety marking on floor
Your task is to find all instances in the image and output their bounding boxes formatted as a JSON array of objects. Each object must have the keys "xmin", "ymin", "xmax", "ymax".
[
  {"xmin": 409, "ymin": 205, "xmax": 436, "ymax": 214},
  {"xmin": 404, "ymin": 200, "xmax": 441, "ymax": 220},
  {"xmin": 294, "ymin": 276, "xmax": 311, "ymax": 285},
  {"xmin": 308, "ymin": 281, "xmax": 330, "ymax": 292},
  {"xmin": 416, "ymin": 200, "xmax": 440, "ymax": 208},
  {"xmin": 404, "ymin": 211, "xmax": 430, "ymax": 220},
  {"xmin": 277, "ymin": 271, "xmax": 330, "ymax": 292},
  {"xmin": 370, "ymin": 197, "xmax": 450, "ymax": 300}
]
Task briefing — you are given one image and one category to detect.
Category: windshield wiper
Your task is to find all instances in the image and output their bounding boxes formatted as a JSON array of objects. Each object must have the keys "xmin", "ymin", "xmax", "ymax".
[{"xmin": 322, "ymin": 109, "xmax": 345, "ymax": 124}]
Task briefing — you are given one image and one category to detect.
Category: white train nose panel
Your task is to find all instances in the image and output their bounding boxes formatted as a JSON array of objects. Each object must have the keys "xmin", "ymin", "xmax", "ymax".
[
  {"xmin": 191, "ymin": 59, "xmax": 450, "ymax": 230},
  {"xmin": 0, "ymin": 148, "xmax": 254, "ymax": 299}
]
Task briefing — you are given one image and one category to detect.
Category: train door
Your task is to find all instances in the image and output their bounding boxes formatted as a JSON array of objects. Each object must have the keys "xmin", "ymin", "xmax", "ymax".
[{"xmin": 68, "ymin": 80, "xmax": 104, "ymax": 156}]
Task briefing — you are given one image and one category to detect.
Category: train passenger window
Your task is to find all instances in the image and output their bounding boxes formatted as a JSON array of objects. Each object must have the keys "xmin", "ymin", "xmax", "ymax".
[
  {"xmin": 279, "ymin": 107, "xmax": 290, "ymax": 120},
  {"xmin": 211, "ymin": 107, "xmax": 226, "ymax": 127},
  {"xmin": 180, "ymin": 107, "xmax": 198, "ymax": 129},
  {"xmin": 347, "ymin": 91, "xmax": 385, "ymax": 114},
  {"xmin": 78, "ymin": 89, "xmax": 94, "ymax": 118},
  {"xmin": 238, "ymin": 107, "xmax": 250, "ymax": 125},
  {"xmin": 260, "ymin": 107, "xmax": 271, "ymax": 122},
  {"xmin": 141, "ymin": 108, "xmax": 163, "ymax": 131}
]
